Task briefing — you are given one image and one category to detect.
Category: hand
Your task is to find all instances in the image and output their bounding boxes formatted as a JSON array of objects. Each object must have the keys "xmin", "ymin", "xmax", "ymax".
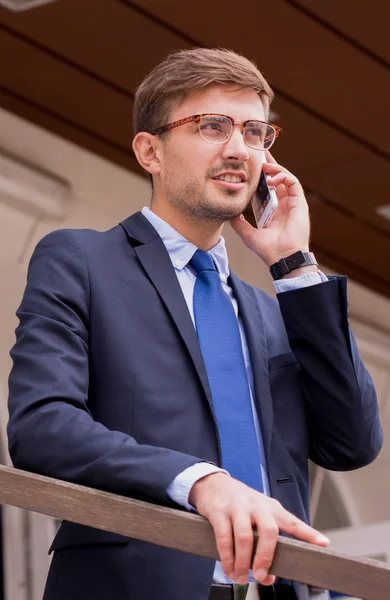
[
  {"xmin": 189, "ymin": 473, "xmax": 329, "ymax": 586},
  {"xmin": 230, "ymin": 152, "xmax": 311, "ymax": 268}
]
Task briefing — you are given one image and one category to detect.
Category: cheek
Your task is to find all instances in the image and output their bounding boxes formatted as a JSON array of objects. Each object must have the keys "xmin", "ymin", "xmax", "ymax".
[
  {"xmin": 164, "ymin": 138, "xmax": 221, "ymax": 182},
  {"xmin": 167, "ymin": 143, "xmax": 194, "ymax": 169},
  {"xmin": 172, "ymin": 155, "xmax": 210, "ymax": 183},
  {"xmin": 249, "ymin": 178, "xmax": 259, "ymax": 198},
  {"xmin": 249, "ymin": 164, "xmax": 263, "ymax": 194},
  {"xmin": 161, "ymin": 150, "xmax": 186, "ymax": 181}
]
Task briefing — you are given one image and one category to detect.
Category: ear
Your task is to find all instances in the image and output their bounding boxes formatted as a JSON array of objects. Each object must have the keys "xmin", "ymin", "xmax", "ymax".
[{"xmin": 132, "ymin": 132, "xmax": 162, "ymax": 177}]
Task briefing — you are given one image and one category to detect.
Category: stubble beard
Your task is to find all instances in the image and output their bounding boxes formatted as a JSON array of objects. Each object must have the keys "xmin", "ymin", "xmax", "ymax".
[{"xmin": 165, "ymin": 174, "xmax": 251, "ymax": 225}]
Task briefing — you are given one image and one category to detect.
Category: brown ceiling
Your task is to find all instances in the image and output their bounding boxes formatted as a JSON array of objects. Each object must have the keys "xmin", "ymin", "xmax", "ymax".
[{"xmin": 1, "ymin": 0, "xmax": 390, "ymax": 297}]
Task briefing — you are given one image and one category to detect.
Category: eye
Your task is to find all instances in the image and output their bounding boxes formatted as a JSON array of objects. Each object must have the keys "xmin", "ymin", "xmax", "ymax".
[
  {"xmin": 200, "ymin": 119, "xmax": 224, "ymax": 132},
  {"xmin": 245, "ymin": 125, "xmax": 265, "ymax": 139},
  {"xmin": 198, "ymin": 116, "xmax": 231, "ymax": 141}
]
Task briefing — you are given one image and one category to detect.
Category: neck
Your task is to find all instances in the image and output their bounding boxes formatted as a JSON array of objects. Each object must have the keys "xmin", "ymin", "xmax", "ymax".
[{"xmin": 150, "ymin": 202, "xmax": 224, "ymax": 251}]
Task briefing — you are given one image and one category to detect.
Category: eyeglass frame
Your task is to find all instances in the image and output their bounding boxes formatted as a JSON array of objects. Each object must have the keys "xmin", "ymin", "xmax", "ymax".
[{"xmin": 149, "ymin": 113, "xmax": 283, "ymax": 150}]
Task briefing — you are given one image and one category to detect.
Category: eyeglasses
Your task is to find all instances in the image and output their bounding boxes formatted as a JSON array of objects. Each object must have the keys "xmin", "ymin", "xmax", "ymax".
[{"xmin": 150, "ymin": 113, "xmax": 282, "ymax": 151}]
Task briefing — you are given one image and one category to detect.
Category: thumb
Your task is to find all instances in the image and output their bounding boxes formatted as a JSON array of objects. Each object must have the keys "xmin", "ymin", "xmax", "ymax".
[{"xmin": 230, "ymin": 214, "xmax": 258, "ymax": 250}]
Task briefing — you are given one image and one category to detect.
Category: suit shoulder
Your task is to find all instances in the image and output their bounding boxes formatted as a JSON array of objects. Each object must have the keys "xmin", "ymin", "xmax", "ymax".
[
  {"xmin": 34, "ymin": 224, "xmax": 123, "ymax": 254},
  {"xmin": 36, "ymin": 224, "xmax": 122, "ymax": 244}
]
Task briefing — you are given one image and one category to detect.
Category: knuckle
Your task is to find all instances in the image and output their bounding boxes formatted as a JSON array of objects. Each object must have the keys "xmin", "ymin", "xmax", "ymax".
[
  {"xmin": 270, "ymin": 498, "xmax": 282, "ymax": 511},
  {"xmin": 289, "ymin": 519, "xmax": 301, "ymax": 535},
  {"xmin": 213, "ymin": 498, "xmax": 230, "ymax": 512},
  {"xmin": 262, "ymin": 521, "xmax": 279, "ymax": 538},
  {"xmin": 218, "ymin": 536, "xmax": 232, "ymax": 551},
  {"xmin": 209, "ymin": 504, "xmax": 230, "ymax": 522},
  {"xmin": 236, "ymin": 531, "xmax": 253, "ymax": 546}
]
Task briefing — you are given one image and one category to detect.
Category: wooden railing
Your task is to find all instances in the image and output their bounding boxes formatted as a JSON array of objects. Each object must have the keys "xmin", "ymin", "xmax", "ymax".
[{"xmin": 0, "ymin": 465, "xmax": 388, "ymax": 599}]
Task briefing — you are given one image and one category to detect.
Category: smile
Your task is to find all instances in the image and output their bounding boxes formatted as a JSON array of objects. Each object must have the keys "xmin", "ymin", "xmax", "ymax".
[
  {"xmin": 212, "ymin": 178, "xmax": 246, "ymax": 191},
  {"xmin": 214, "ymin": 174, "xmax": 244, "ymax": 183}
]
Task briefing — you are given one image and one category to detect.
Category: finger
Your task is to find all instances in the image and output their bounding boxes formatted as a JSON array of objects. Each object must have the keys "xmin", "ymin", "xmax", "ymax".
[
  {"xmin": 251, "ymin": 513, "xmax": 279, "ymax": 584},
  {"xmin": 265, "ymin": 171, "xmax": 304, "ymax": 202},
  {"xmin": 274, "ymin": 503, "xmax": 330, "ymax": 547},
  {"xmin": 264, "ymin": 150, "xmax": 278, "ymax": 164},
  {"xmin": 211, "ymin": 516, "xmax": 236, "ymax": 581},
  {"xmin": 231, "ymin": 213, "xmax": 256, "ymax": 232},
  {"xmin": 261, "ymin": 163, "xmax": 299, "ymax": 193},
  {"xmin": 261, "ymin": 161, "xmax": 295, "ymax": 183},
  {"xmin": 230, "ymin": 215, "xmax": 259, "ymax": 249},
  {"xmin": 232, "ymin": 515, "xmax": 254, "ymax": 584},
  {"xmin": 261, "ymin": 162, "xmax": 282, "ymax": 176},
  {"xmin": 274, "ymin": 183, "xmax": 289, "ymax": 203},
  {"xmin": 260, "ymin": 573, "xmax": 276, "ymax": 586},
  {"xmin": 265, "ymin": 171, "xmax": 299, "ymax": 191}
]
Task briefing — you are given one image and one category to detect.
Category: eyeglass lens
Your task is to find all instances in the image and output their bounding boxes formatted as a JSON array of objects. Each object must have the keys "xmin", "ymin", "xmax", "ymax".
[{"xmin": 199, "ymin": 115, "xmax": 275, "ymax": 150}]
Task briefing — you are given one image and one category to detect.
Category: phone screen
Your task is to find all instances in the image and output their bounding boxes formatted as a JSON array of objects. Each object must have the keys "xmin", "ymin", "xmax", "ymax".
[
  {"xmin": 252, "ymin": 171, "xmax": 272, "ymax": 222},
  {"xmin": 242, "ymin": 171, "xmax": 273, "ymax": 228}
]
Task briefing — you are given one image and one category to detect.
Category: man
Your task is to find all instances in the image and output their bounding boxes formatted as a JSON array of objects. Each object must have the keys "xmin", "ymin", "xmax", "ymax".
[{"xmin": 7, "ymin": 48, "xmax": 382, "ymax": 600}]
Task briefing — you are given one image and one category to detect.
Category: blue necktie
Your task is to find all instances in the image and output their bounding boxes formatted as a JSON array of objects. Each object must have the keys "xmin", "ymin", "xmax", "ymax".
[{"xmin": 190, "ymin": 249, "xmax": 264, "ymax": 492}]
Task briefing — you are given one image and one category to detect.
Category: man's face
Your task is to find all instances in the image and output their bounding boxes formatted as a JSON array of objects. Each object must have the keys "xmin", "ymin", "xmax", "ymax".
[{"xmin": 156, "ymin": 85, "xmax": 266, "ymax": 223}]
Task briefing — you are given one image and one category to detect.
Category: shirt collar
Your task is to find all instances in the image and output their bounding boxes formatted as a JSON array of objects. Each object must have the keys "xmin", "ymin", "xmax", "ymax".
[{"xmin": 141, "ymin": 206, "xmax": 230, "ymax": 280}]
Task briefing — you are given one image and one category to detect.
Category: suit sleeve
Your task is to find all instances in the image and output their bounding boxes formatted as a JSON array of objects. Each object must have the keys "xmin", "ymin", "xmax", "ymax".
[
  {"xmin": 7, "ymin": 229, "xmax": 203, "ymax": 505},
  {"xmin": 277, "ymin": 277, "xmax": 383, "ymax": 470}
]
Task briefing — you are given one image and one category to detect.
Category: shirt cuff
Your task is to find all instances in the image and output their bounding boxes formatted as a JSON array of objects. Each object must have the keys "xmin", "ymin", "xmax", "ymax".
[
  {"xmin": 273, "ymin": 270, "xmax": 328, "ymax": 294},
  {"xmin": 166, "ymin": 462, "xmax": 229, "ymax": 511}
]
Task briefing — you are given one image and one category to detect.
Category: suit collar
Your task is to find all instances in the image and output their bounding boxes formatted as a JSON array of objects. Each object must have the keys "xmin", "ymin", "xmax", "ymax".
[
  {"xmin": 136, "ymin": 207, "xmax": 230, "ymax": 279},
  {"xmin": 140, "ymin": 207, "xmax": 197, "ymax": 272},
  {"xmin": 119, "ymin": 211, "xmax": 160, "ymax": 245}
]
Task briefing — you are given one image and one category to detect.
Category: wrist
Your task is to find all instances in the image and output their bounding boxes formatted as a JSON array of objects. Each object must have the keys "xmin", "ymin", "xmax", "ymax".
[
  {"xmin": 269, "ymin": 250, "xmax": 317, "ymax": 281},
  {"xmin": 189, "ymin": 472, "xmax": 229, "ymax": 508},
  {"xmin": 266, "ymin": 247, "xmax": 310, "ymax": 268}
]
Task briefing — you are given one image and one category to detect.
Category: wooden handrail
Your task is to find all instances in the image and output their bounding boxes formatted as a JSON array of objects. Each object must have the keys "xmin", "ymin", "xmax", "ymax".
[{"xmin": 0, "ymin": 465, "xmax": 388, "ymax": 599}]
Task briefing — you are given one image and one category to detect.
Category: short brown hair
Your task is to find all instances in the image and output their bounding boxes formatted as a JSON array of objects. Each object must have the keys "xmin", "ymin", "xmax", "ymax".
[{"xmin": 133, "ymin": 47, "xmax": 274, "ymax": 136}]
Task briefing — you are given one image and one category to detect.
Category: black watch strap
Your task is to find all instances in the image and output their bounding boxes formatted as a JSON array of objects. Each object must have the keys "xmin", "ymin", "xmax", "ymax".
[{"xmin": 270, "ymin": 251, "xmax": 317, "ymax": 281}]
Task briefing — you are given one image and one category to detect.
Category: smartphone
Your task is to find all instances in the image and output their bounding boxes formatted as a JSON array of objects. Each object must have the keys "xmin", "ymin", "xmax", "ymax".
[{"xmin": 243, "ymin": 170, "xmax": 278, "ymax": 228}]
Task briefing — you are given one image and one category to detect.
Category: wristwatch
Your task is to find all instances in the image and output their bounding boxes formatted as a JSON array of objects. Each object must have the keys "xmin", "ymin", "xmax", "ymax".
[{"xmin": 269, "ymin": 251, "xmax": 318, "ymax": 281}]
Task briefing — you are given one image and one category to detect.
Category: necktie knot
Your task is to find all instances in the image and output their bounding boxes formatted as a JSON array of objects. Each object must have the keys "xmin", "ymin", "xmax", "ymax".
[{"xmin": 190, "ymin": 249, "xmax": 216, "ymax": 275}]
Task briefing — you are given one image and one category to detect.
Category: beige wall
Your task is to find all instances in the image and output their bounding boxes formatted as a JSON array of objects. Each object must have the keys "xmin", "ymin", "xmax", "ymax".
[{"xmin": 0, "ymin": 107, "xmax": 390, "ymax": 599}]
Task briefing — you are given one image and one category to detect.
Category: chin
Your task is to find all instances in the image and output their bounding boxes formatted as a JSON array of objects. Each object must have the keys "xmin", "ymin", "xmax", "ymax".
[
  {"xmin": 211, "ymin": 204, "xmax": 246, "ymax": 222},
  {"xmin": 220, "ymin": 196, "xmax": 249, "ymax": 217}
]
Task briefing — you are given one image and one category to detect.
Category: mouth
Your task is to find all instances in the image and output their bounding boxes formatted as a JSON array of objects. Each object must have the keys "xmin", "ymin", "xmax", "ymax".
[{"xmin": 212, "ymin": 173, "xmax": 246, "ymax": 191}]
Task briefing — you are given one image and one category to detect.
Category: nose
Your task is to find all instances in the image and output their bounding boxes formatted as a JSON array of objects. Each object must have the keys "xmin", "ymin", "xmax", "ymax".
[{"xmin": 221, "ymin": 125, "xmax": 249, "ymax": 163}]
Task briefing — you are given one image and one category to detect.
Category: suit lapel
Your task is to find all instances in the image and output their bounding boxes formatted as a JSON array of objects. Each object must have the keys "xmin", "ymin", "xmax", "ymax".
[
  {"xmin": 120, "ymin": 212, "xmax": 213, "ymax": 409},
  {"xmin": 229, "ymin": 272, "xmax": 274, "ymax": 465}
]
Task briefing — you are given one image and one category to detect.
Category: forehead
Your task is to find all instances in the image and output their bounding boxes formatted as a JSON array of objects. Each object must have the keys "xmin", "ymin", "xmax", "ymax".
[{"xmin": 171, "ymin": 84, "xmax": 266, "ymax": 122}]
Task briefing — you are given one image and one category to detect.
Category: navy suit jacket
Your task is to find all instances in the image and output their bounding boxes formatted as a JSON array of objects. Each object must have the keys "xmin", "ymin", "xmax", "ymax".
[{"xmin": 7, "ymin": 212, "xmax": 382, "ymax": 600}]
